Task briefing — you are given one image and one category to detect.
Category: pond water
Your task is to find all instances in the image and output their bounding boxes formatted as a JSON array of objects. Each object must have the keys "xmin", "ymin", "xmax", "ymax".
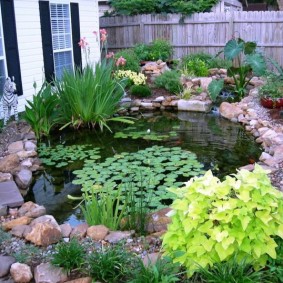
[{"xmin": 26, "ymin": 111, "xmax": 262, "ymax": 226}]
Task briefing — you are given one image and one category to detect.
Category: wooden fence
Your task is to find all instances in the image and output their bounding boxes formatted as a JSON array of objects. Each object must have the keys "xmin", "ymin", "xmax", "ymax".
[{"xmin": 100, "ymin": 11, "xmax": 283, "ymax": 66}]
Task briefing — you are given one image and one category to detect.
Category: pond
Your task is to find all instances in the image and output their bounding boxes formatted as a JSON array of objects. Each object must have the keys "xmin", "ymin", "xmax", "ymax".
[{"xmin": 26, "ymin": 111, "xmax": 262, "ymax": 226}]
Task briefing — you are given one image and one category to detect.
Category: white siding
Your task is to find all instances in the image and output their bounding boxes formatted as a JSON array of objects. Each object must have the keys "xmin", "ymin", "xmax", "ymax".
[{"xmin": 13, "ymin": 0, "xmax": 100, "ymax": 113}]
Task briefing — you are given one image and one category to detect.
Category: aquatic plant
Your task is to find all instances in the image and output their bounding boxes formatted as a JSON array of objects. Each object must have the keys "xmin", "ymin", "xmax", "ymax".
[
  {"xmin": 114, "ymin": 126, "xmax": 177, "ymax": 141},
  {"xmin": 73, "ymin": 146, "xmax": 204, "ymax": 209},
  {"xmin": 38, "ymin": 144, "xmax": 100, "ymax": 168},
  {"xmin": 162, "ymin": 165, "xmax": 283, "ymax": 277}
]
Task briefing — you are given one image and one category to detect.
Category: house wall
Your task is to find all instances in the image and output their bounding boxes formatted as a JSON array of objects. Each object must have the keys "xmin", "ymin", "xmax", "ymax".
[{"xmin": 13, "ymin": 0, "xmax": 100, "ymax": 113}]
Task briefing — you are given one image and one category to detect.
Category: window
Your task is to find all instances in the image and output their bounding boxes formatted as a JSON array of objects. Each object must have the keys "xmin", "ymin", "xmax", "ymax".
[
  {"xmin": 0, "ymin": 6, "xmax": 7, "ymax": 92},
  {"xmin": 50, "ymin": 3, "xmax": 73, "ymax": 80}
]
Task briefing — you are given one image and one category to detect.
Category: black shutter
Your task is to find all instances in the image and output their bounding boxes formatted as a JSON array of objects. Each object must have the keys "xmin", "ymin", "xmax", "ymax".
[
  {"xmin": 39, "ymin": 0, "xmax": 54, "ymax": 83},
  {"xmin": 1, "ymin": 0, "xmax": 23, "ymax": 95},
  {"xmin": 71, "ymin": 3, "xmax": 82, "ymax": 70}
]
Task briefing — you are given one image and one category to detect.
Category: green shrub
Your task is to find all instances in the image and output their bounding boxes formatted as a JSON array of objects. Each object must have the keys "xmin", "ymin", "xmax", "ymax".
[
  {"xmin": 154, "ymin": 71, "xmax": 182, "ymax": 94},
  {"xmin": 130, "ymin": 256, "xmax": 181, "ymax": 283},
  {"xmin": 23, "ymin": 82, "xmax": 58, "ymax": 139},
  {"xmin": 55, "ymin": 62, "xmax": 133, "ymax": 131},
  {"xmin": 207, "ymin": 57, "xmax": 232, "ymax": 69},
  {"xmin": 147, "ymin": 39, "xmax": 173, "ymax": 61},
  {"xmin": 110, "ymin": 0, "xmax": 218, "ymax": 16},
  {"xmin": 51, "ymin": 238, "xmax": 86, "ymax": 275},
  {"xmin": 80, "ymin": 184, "xmax": 128, "ymax": 230},
  {"xmin": 12, "ymin": 244, "xmax": 41, "ymax": 265},
  {"xmin": 134, "ymin": 43, "xmax": 150, "ymax": 61},
  {"xmin": 87, "ymin": 244, "xmax": 137, "ymax": 282},
  {"xmin": 130, "ymin": 84, "xmax": 152, "ymax": 97},
  {"xmin": 115, "ymin": 49, "xmax": 141, "ymax": 73},
  {"xmin": 195, "ymin": 255, "xmax": 272, "ymax": 283},
  {"xmin": 162, "ymin": 164, "xmax": 283, "ymax": 277}
]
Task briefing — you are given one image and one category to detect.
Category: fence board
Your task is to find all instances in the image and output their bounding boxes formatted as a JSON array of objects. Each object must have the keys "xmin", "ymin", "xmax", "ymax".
[{"xmin": 100, "ymin": 11, "xmax": 283, "ymax": 66}]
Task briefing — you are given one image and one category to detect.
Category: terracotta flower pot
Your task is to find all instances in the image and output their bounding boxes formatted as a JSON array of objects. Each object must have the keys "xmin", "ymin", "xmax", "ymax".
[{"xmin": 260, "ymin": 97, "xmax": 283, "ymax": 109}]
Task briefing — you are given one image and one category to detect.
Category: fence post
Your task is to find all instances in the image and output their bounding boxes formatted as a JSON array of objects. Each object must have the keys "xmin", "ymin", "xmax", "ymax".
[
  {"xmin": 228, "ymin": 12, "xmax": 235, "ymax": 39},
  {"xmin": 139, "ymin": 17, "xmax": 145, "ymax": 43}
]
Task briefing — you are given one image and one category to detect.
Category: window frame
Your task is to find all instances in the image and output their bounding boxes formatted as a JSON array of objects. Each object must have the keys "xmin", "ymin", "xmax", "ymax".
[
  {"xmin": 49, "ymin": 1, "xmax": 74, "ymax": 79},
  {"xmin": 0, "ymin": 4, "xmax": 7, "ymax": 87}
]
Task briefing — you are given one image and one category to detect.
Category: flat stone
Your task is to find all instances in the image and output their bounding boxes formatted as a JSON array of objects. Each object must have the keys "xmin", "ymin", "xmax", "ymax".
[
  {"xmin": 34, "ymin": 263, "xmax": 68, "ymax": 283},
  {"xmin": 2, "ymin": 216, "xmax": 32, "ymax": 231},
  {"xmin": 0, "ymin": 181, "xmax": 24, "ymax": 207},
  {"xmin": 0, "ymin": 205, "xmax": 7, "ymax": 216},
  {"xmin": 8, "ymin": 141, "xmax": 24, "ymax": 154},
  {"xmin": 0, "ymin": 255, "xmax": 16, "ymax": 277},
  {"xmin": 105, "ymin": 231, "xmax": 133, "ymax": 243},
  {"xmin": 16, "ymin": 150, "xmax": 37, "ymax": 159},
  {"xmin": 0, "ymin": 172, "xmax": 13, "ymax": 183},
  {"xmin": 177, "ymin": 99, "xmax": 212, "ymax": 112}
]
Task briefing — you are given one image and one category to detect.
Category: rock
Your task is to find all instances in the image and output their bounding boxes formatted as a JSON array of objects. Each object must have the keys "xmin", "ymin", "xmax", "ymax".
[
  {"xmin": 25, "ymin": 222, "xmax": 62, "ymax": 246},
  {"xmin": 249, "ymin": 77, "xmax": 264, "ymax": 87},
  {"xmin": 105, "ymin": 231, "xmax": 133, "ymax": 243},
  {"xmin": 11, "ymin": 225, "xmax": 31, "ymax": 238},
  {"xmin": 0, "ymin": 172, "xmax": 13, "ymax": 182},
  {"xmin": 208, "ymin": 68, "xmax": 219, "ymax": 76},
  {"xmin": 70, "ymin": 223, "xmax": 88, "ymax": 239},
  {"xmin": 0, "ymin": 255, "xmax": 16, "ymax": 277},
  {"xmin": 21, "ymin": 158, "xmax": 33, "ymax": 168},
  {"xmin": 199, "ymin": 77, "xmax": 212, "ymax": 91},
  {"xmin": 140, "ymin": 102, "xmax": 154, "ymax": 110},
  {"xmin": 60, "ymin": 223, "xmax": 72, "ymax": 238},
  {"xmin": 8, "ymin": 141, "xmax": 24, "ymax": 154},
  {"xmin": 65, "ymin": 277, "xmax": 92, "ymax": 283},
  {"xmin": 10, "ymin": 262, "xmax": 33, "ymax": 283},
  {"xmin": 177, "ymin": 99, "xmax": 212, "ymax": 112},
  {"xmin": 153, "ymin": 96, "xmax": 165, "ymax": 102},
  {"xmin": 18, "ymin": 201, "xmax": 46, "ymax": 218},
  {"xmin": 24, "ymin": 141, "xmax": 37, "ymax": 151},
  {"xmin": 14, "ymin": 168, "xmax": 33, "ymax": 190},
  {"xmin": 16, "ymin": 150, "xmax": 37, "ymax": 159},
  {"xmin": 34, "ymin": 263, "xmax": 68, "ymax": 283},
  {"xmin": 259, "ymin": 152, "xmax": 272, "ymax": 161},
  {"xmin": 2, "ymin": 216, "xmax": 32, "ymax": 231},
  {"xmin": 0, "ymin": 154, "xmax": 20, "ymax": 173},
  {"xmin": 219, "ymin": 102, "xmax": 243, "ymax": 120},
  {"xmin": 25, "ymin": 215, "xmax": 62, "ymax": 246},
  {"xmin": 0, "ymin": 205, "xmax": 7, "ymax": 216},
  {"xmin": 142, "ymin": 252, "xmax": 161, "ymax": 267},
  {"xmin": 130, "ymin": 107, "xmax": 139, "ymax": 112},
  {"xmin": 146, "ymin": 207, "xmax": 172, "ymax": 233},
  {"xmin": 87, "ymin": 225, "xmax": 109, "ymax": 241}
]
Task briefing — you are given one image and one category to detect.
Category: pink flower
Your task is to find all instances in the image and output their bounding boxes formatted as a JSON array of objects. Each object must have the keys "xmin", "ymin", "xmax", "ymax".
[
  {"xmin": 100, "ymin": 29, "xmax": 107, "ymax": 35},
  {"xmin": 116, "ymin": 56, "xmax": 127, "ymax": 67},
  {"xmin": 106, "ymin": 52, "xmax": 115, "ymax": 59},
  {"xmin": 93, "ymin": 31, "xmax": 98, "ymax": 36},
  {"xmin": 101, "ymin": 33, "xmax": 107, "ymax": 42},
  {"xmin": 78, "ymin": 37, "xmax": 88, "ymax": 49}
]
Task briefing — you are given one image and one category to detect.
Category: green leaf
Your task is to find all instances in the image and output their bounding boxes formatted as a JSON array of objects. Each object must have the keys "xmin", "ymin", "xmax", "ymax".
[
  {"xmin": 207, "ymin": 79, "xmax": 224, "ymax": 102},
  {"xmin": 245, "ymin": 53, "xmax": 266, "ymax": 76},
  {"xmin": 224, "ymin": 39, "xmax": 244, "ymax": 60}
]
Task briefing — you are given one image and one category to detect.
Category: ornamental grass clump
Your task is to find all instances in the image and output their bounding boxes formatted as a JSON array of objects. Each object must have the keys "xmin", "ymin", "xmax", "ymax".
[{"xmin": 162, "ymin": 164, "xmax": 283, "ymax": 277}]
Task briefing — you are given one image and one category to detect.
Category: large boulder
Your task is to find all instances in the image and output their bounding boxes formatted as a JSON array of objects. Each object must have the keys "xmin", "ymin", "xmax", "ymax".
[
  {"xmin": 0, "ymin": 154, "xmax": 20, "ymax": 173},
  {"xmin": 219, "ymin": 102, "xmax": 243, "ymax": 120},
  {"xmin": 34, "ymin": 263, "xmax": 68, "ymax": 283},
  {"xmin": 18, "ymin": 201, "xmax": 46, "ymax": 218},
  {"xmin": 10, "ymin": 262, "xmax": 33, "ymax": 283},
  {"xmin": 178, "ymin": 99, "xmax": 212, "ymax": 112},
  {"xmin": 25, "ymin": 215, "xmax": 62, "ymax": 246}
]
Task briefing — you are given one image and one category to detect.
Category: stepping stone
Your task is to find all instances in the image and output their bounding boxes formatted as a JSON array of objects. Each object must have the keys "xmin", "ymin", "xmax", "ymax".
[{"xmin": 0, "ymin": 181, "xmax": 24, "ymax": 207}]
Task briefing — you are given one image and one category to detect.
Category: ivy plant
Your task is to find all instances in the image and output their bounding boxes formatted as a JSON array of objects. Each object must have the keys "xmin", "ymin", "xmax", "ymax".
[
  {"xmin": 162, "ymin": 164, "xmax": 283, "ymax": 277},
  {"xmin": 73, "ymin": 145, "xmax": 204, "ymax": 209}
]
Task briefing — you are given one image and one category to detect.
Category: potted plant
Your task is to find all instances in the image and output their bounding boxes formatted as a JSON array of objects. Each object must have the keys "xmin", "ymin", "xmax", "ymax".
[{"xmin": 259, "ymin": 74, "xmax": 283, "ymax": 109}]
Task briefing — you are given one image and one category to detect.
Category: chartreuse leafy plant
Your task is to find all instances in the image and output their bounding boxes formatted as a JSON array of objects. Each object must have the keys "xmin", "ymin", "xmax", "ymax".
[
  {"xmin": 162, "ymin": 164, "xmax": 283, "ymax": 277},
  {"xmin": 38, "ymin": 144, "xmax": 101, "ymax": 168},
  {"xmin": 73, "ymin": 146, "xmax": 204, "ymax": 210}
]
